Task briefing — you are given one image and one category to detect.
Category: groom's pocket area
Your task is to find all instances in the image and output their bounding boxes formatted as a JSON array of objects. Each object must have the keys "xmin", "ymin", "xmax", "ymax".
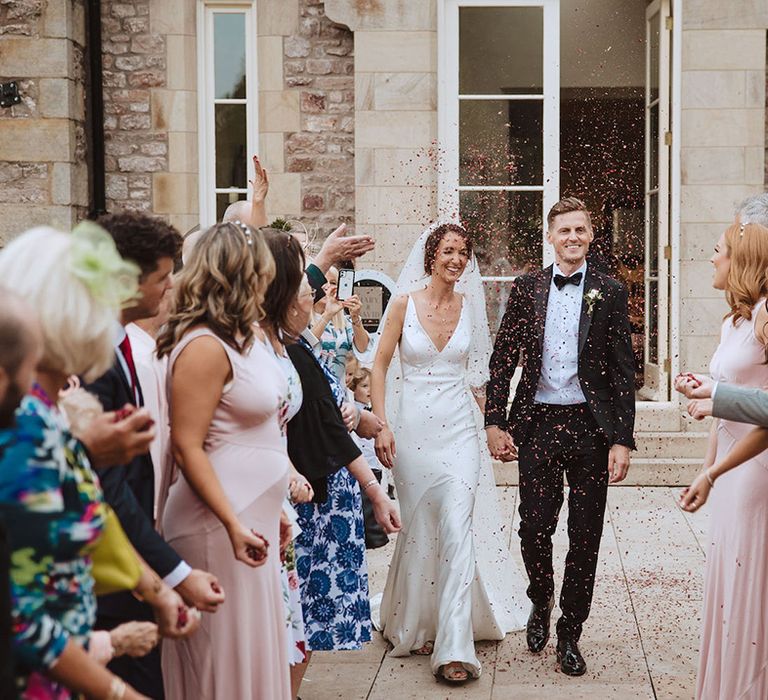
[{"xmin": 594, "ymin": 387, "xmax": 612, "ymax": 401}]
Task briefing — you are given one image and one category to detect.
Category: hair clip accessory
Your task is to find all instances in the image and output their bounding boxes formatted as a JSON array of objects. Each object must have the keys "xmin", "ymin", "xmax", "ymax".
[
  {"xmin": 231, "ymin": 220, "xmax": 254, "ymax": 247},
  {"xmin": 739, "ymin": 222, "xmax": 746, "ymax": 238},
  {"xmin": 69, "ymin": 221, "xmax": 141, "ymax": 309}
]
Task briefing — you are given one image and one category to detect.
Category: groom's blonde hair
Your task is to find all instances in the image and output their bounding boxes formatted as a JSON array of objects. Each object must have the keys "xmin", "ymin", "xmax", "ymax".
[{"xmin": 546, "ymin": 197, "xmax": 593, "ymax": 229}]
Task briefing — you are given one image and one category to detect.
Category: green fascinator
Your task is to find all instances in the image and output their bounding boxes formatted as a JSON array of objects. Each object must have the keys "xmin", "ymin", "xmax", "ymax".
[{"xmin": 68, "ymin": 221, "xmax": 141, "ymax": 309}]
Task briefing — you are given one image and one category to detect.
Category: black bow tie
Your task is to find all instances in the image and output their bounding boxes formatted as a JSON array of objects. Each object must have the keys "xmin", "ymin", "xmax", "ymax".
[{"xmin": 553, "ymin": 272, "xmax": 583, "ymax": 290}]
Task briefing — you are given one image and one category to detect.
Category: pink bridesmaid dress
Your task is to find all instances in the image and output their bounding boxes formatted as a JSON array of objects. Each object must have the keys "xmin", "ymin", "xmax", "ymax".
[
  {"xmin": 698, "ymin": 301, "xmax": 768, "ymax": 699},
  {"xmin": 161, "ymin": 328, "xmax": 291, "ymax": 700}
]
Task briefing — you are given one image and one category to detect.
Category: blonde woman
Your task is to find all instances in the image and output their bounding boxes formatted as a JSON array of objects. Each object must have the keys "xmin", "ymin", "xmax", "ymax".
[
  {"xmin": 676, "ymin": 221, "xmax": 768, "ymax": 699},
  {"xmin": 0, "ymin": 226, "xmax": 197, "ymax": 700},
  {"xmin": 156, "ymin": 222, "xmax": 292, "ymax": 699}
]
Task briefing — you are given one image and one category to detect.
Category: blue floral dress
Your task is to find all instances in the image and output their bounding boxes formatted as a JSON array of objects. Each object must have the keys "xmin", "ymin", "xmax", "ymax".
[
  {"xmin": 294, "ymin": 472, "xmax": 371, "ymax": 650},
  {"xmin": 0, "ymin": 388, "xmax": 107, "ymax": 699},
  {"xmin": 315, "ymin": 319, "xmax": 355, "ymax": 385},
  {"xmin": 294, "ymin": 338, "xmax": 371, "ymax": 651}
]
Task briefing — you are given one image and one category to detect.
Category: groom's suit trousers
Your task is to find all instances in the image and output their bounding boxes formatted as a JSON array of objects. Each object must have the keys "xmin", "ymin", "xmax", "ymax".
[{"xmin": 517, "ymin": 402, "xmax": 609, "ymax": 641}]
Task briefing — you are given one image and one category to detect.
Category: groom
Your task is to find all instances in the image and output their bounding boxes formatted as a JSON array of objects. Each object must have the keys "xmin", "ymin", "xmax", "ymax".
[{"xmin": 485, "ymin": 197, "xmax": 635, "ymax": 676}]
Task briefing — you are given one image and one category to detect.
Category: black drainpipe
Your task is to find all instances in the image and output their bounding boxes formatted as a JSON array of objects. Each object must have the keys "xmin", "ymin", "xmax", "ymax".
[{"xmin": 85, "ymin": 0, "xmax": 106, "ymax": 219}]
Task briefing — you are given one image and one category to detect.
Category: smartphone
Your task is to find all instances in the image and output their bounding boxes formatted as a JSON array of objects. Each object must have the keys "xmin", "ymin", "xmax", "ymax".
[{"xmin": 337, "ymin": 268, "xmax": 355, "ymax": 301}]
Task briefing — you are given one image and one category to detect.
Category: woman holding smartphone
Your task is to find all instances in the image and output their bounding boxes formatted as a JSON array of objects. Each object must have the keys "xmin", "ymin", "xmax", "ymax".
[{"xmin": 310, "ymin": 263, "xmax": 370, "ymax": 383}]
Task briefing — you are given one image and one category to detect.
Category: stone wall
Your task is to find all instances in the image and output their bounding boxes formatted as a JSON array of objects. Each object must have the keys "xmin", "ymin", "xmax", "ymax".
[
  {"xmin": 283, "ymin": 0, "xmax": 355, "ymax": 233},
  {"xmin": 101, "ymin": 0, "xmax": 167, "ymax": 214},
  {"xmin": 0, "ymin": 0, "xmax": 87, "ymax": 243}
]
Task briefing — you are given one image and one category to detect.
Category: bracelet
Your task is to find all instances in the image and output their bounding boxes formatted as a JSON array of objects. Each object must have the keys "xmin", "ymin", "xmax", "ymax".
[
  {"xmin": 107, "ymin": 677, "xmax": 126, "ymax": 700},
  {"xmin": 705, "ymin": 469, "xmax": 715, "ymax": 488},
  {"xmin": 351, "ymin": 317, "xmax": 362, "ymax": 326},
  {"xmin": 361, "ymin": 478, "xmax": 378, "ymax": 494}
]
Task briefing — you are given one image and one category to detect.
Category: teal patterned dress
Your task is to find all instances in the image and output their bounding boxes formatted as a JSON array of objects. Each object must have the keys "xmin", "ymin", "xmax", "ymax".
[{"xmin": 0, "ymin": 387, "xmax": 107, "ymax": 699}]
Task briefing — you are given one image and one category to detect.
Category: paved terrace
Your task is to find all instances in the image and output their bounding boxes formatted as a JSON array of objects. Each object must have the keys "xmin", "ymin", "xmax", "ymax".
[{"xmin": 303, "ymin": 487, "xmax": 706, "ymax": 700}]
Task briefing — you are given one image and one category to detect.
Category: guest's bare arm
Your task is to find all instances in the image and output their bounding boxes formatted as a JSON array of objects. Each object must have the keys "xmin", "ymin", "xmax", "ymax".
[{"xmin": 169, "ymin": 336, "xmax": 268, "ymax": 567}]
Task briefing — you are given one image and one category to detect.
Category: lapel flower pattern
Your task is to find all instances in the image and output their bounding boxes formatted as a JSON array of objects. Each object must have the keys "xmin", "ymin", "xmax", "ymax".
[{"xmin": 584, "ymin": 288, "xmax": 604, "ymax": 316}]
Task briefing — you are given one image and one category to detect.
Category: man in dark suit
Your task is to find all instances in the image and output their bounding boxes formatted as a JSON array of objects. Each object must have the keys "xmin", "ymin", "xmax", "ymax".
[
  {"xmin": 485, "ymin": 197, "xmax": 636, "ymax": 676},
  {"xmin": 86, "ymin": 212, "xmax": 224, "ymax": 698}
]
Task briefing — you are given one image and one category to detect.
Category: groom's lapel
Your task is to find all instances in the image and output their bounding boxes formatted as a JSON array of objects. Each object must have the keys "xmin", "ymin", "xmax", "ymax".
[
  {"xmin": 534, "ymin": 265, "xmax": 552, "ymax": 350},
  {"xmin": 578, "ymin": 266, "xmax": 601, "ymax": 356}
]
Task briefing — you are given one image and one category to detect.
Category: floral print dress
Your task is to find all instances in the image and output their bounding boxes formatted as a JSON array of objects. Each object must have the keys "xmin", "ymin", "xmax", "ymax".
[
  {"xmin": 0, "ymin": 388, "xmax": 107, "ymax": 700},
  {"xmin": 293, "ymin": 338, "xmax": 371, "ymax": 651}
]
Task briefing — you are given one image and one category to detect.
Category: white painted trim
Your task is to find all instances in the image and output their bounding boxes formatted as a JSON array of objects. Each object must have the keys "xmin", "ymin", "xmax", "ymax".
[
  {"xmin": 669, "ymin": 0, "xmax": 682, "ymax": 388},
  {"xmin": 438, "ymin": 0, "xmax": 559, "ymax": 269},
  {"xmin": 197, "ymin": 2, "xmax": 258, "ymax": 227}
]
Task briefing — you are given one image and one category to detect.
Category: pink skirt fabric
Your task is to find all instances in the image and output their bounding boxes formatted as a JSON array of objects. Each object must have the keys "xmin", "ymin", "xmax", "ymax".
[{"xmin": 697, "ymin": 421, "xmax": 768, "ymax": 699}]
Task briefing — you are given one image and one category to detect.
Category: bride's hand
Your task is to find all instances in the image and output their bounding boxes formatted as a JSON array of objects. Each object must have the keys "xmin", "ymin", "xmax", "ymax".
[
  {"xmin": 368, "ymin": 486, "xmax": 401, "ymax": 534},
  {"xmin": 375, "ymin": 426, "xmax": 396, "ymax": 469}
]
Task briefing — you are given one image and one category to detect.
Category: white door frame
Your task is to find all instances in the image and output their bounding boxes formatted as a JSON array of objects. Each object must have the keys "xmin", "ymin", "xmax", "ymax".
[
  {"xmin": 437, "ymin": 0, "xmax": 560, "ymax": 268},
  {"xmin": 196, "ymin": 0, "xmax": 258, "ymax": 227}
]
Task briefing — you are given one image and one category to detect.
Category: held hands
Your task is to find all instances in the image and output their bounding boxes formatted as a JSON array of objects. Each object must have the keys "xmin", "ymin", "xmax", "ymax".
[
  {"xmin": 679, "ymin": 468, "xmax": 714, "ymax": 512},
  {"xmin": 110, "ymin": 621, "xmax": 159, "ymax": 658},
  {"xmin": 148, "ymin": 585, "xmax": 200, "ymax": 639},
  {"xmin": 175, "ymin": 569, "xmax": 225, "ymax": 613},
  {"xmin": 485, "ymin": 425, "xmax": 517, "ymax": 462},
  {"xmin": 674, "ymin": 373, "xmax": 714, "ymax": 400},
  {"xmin": 227, "ymin": 521, "xmax": 269, "ymax": 568},
  {"xmin": 368, "ymin": 485, "xmax": 401, "ymax": 534},
  {"xmin": 340, "ymin": 402, "xmax": 358, "ymax": 432},
  {"xmin": 78, "ymin": 405, "xmax": 155, "ymax": 468},
  {"xmin": 375, "ymin": 425, "xmax": 397, "ymax": 469},
  {"xmin": 687, "ymin": 399, "xmax": 714, "ymax": 421},
  {"xmin": 289, "ymin": 470, "xmax": 314, "ymax": 503},
  {"xmin": 355, "ymin": 410, "xmax": 384, "ymax": 439},
  {"xmin": 608, "ymin": 444, "xmax": 631, "ymax": 483}
]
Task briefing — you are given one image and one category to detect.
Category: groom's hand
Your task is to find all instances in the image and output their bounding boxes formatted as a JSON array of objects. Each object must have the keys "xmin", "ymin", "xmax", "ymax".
[
  {"xmin": 608, "ymin": 444, "xmax": 631, "ymax": 483},
  {"xmin": 486, "ymin": 426, "xmax": 517, "ymax": 462}
]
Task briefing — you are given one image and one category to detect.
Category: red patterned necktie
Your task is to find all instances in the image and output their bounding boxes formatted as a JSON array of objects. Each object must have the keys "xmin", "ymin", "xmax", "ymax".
[{"xmin": 118, "ymin": 335, "xmax": 138, "ymax": 403}]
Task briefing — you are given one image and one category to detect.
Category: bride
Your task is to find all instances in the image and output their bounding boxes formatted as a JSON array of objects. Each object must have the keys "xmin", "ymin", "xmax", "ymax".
[{"xmin": 370, "ymin": 222, "xmax": 527, "ymax": 683}]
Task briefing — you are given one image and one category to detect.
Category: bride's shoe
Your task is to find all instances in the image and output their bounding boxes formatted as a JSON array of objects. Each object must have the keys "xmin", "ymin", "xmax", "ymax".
[
  {"xmin": 412, "ymin": 641, "xmax": 434, "ymax": 655},
  {"xmin": 438, "ymin": 662, "xmax": 469, "ymax": 683}
]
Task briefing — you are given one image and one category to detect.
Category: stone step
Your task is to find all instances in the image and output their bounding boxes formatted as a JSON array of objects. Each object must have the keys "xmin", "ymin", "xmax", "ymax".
[
  {"xmin": 634, "ymin": 431, "xmax": 710, "ymax": 458},
  {"xmin": 635, "ymin": 403, "xmax": 685, "ymax": 432},
  {"xmin": 493, "ymin": 458, "xmax": 702, "ymax": 487}
]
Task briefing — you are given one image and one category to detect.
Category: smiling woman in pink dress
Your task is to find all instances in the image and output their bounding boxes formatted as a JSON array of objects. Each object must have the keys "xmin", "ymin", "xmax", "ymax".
[
  {"xmin": 677, "ymin": 222, "xmax": 768, "ymax": 700},
  {"xmin": 156, "ymin": 221, "xmax": 292, "ymax": 700}
]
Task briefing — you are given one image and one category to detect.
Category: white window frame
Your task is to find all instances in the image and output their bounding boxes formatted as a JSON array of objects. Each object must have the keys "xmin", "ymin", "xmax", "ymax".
[
  {"xmin": 197, "ymin": 0, "xmax": 258, "ymax": 227},
  {"xmin": 437, "ymin": 0, "xmax": 560, "ymax": 272}
]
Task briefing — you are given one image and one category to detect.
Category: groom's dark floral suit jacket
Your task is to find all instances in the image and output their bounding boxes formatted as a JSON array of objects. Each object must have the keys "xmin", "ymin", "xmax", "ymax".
[{"xmin": 485, "ymin": 264, "xmax": 637, "ymax": 450}]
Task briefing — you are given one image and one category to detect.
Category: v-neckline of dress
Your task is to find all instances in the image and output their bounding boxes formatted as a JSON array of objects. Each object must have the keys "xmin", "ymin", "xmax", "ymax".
[{"xmin": 409, "ymin": 294, "xmax": 465, "ymax": 355}]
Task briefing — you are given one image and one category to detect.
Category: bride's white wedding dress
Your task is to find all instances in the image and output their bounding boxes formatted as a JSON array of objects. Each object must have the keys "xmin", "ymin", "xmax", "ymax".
[{"xmin": 379, "ymin": 294, "xmax": 527, "ymax": 678}]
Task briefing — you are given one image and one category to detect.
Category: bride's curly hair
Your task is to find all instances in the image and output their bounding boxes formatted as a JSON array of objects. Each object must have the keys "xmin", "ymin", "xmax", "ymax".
[
  {"xmin": 423, "ymin": 223, "xmax": 474, "ymax": 275},
  {"xmin": 723, "ymin": 221, "xmax": 768, "ymax": 325},
  {"xmin": 156, "ymin": 222, "xmax": 275, "ymax": 357}
]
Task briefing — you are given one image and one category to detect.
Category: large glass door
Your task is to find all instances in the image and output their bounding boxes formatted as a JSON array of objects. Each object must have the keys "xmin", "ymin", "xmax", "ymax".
[
  {"xmin": 438, "ymin": 0, "xmax": 559, "ymax": 332},
  {"xmin": 641, "ymin": 0, "xmax": 672, "ymax": 399}
]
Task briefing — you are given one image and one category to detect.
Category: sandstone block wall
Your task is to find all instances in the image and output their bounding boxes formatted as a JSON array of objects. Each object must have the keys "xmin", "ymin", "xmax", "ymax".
[{"xmin": 0, "ymin": 0, "xmax": 87, "ymax": 243}]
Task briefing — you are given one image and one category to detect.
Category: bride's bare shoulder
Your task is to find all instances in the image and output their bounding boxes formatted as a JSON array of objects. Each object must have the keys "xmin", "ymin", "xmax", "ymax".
[{"xmin": 389, "ymin": 294, "xmax": 410, "ymax": 314}]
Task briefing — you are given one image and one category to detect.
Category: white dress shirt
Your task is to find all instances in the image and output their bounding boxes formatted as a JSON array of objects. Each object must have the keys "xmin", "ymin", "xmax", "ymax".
[
  {"xmin": 534, "ymin": 262, "xmax": 588, "ymax": 405},
  {"xmin": 113, "ymin": 323, "xmax": 191, "ymax": 589}
]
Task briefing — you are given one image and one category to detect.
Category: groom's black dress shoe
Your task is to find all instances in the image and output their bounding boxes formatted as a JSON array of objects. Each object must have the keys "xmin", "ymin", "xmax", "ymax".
[
  {"xmin": 556, "ymin": 637, "xmax": 587, "ymax": 676},
  {"xmin": 526, "ymin": 596, "xmax": 554, "ymax": 653}
]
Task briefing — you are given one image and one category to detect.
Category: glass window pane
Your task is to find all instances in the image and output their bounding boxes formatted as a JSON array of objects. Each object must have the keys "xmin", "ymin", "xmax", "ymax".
[
  {"xmin": 648, "ymin": 12, "xmax": 659, "ymax": 103},
  {"xmin": 214, "ymin": 12, "xmax": 246, "ymax": 99},
  {"xmin": 649, "ymin": 104, "xmax": 659, "ymax": 190},
  {"xmin": 215, "ymin": 104, "xmax": 247, "ymax": 188},
  {"xmin": 648, "ymin": 193, "xmax": 658, "ymax": 276},
  {"xmin": 460, "ymin": 190, "xmax": 543, "ymax": 276},
  {"xmin": 216, "ymin": 192, "xmax": 247, "ymax": 222},
  {"xmin": 460, "ymin": 7, "xmax": 543, "ymax": 94},
  {"xmin": 460, "ymin": 100, "xmax": 542, "ymax": 186},
  {"xmin": 484, "ymin": 279, "xmax": 517, "ymax": 339}
]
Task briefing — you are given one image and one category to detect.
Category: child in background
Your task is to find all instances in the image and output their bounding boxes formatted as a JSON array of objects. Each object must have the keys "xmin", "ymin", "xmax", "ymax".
[{"xmin": 346, "ymin": 360, "xmax": 389, "ymax": 549}]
